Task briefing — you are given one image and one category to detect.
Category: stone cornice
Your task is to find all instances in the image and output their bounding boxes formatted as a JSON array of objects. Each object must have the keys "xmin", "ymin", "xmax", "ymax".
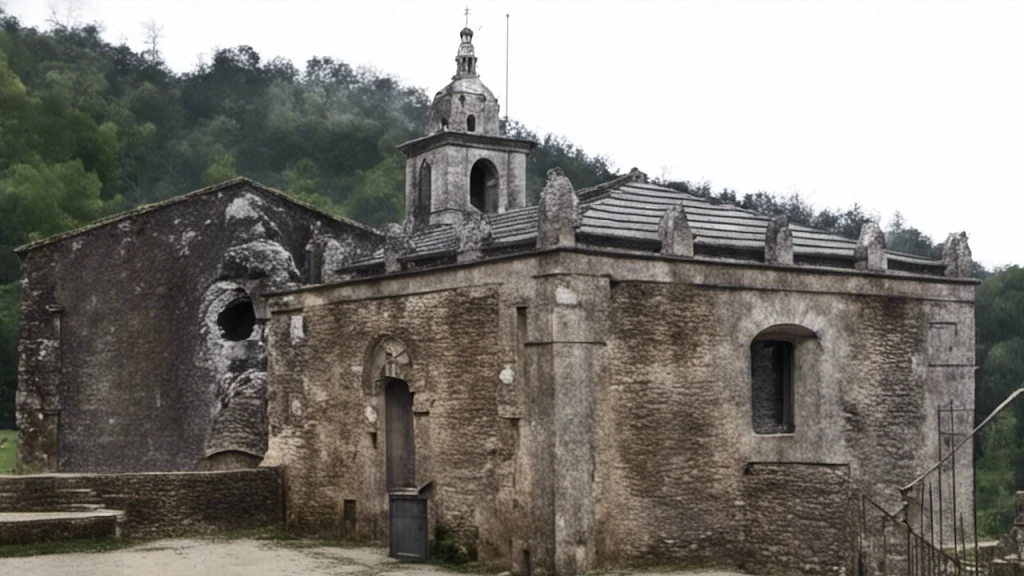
[{"xmin": 397, "ymin": 131, "xmax": 536, "ymax": 157}]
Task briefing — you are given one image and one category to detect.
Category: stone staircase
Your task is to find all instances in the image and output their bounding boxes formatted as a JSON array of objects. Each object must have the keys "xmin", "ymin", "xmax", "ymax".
[
  {"xmin": 988, "ymin": 494, "xmax": 1024, "ymax": 576},
  {"xmin": 0, "ymin": 479, "xmax": 124, "ymax": 545}
]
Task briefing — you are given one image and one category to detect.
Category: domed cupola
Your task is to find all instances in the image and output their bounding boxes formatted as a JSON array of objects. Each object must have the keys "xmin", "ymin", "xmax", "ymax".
[
  {"xmin": 398, "ymin": 24, "xmax": 535, "ymax": 230},
  {"xmin": 428, "ymin": 27, "xmax": 501, "ymax": 136}
]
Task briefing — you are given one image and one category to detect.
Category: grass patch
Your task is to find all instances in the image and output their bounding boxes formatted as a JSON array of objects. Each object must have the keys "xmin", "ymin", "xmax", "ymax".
[
  {"xmin": 206, "ymin": 524, "xmax": 306, "ymax": 542},
  {"xmin": 428, "ymin": 559, "xmax": 503, "ymax": 574},
  {"xmin": 0, "ymin": 430, "xmax": 15, "ymax": 474},
  {"xmin": 0, "ymin": 537, "xmax": 137, "ymax": 558},
  {"xmin": 203, "ymin": 524, "xmax": 364, "ymax": 549}
]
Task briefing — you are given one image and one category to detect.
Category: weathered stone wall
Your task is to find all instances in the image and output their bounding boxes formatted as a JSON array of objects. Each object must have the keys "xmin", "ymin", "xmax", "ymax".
[
  {"xmin": 595, "ymin": 273, "xmax": 974, "ymax": 568},
  {"xmin": 17, "ymin": 181, "xmax": 380, "ymax": 472},
  {"xmin": 596, "ymin": 281, "xmax": 744, "ymax": 566},
  {"xmin": 266, "ymin": 249, "xmax": 974, "ymax": 575},
  {"xmin": 0, "ymin": 468, "xmax": 282, "ymax": 539},
  {"xmin": 741, "ymin": 463, "xmax": 856, "ymax": 576},
  {"xmin": 264, "ymin": 284, "xmax": 511, "ymax": 552}
]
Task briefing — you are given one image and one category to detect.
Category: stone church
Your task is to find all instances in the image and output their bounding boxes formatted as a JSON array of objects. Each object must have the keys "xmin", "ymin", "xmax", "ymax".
[{"xmin": 15, "ymin": 25, "xmax": 976, "ymax": 575}]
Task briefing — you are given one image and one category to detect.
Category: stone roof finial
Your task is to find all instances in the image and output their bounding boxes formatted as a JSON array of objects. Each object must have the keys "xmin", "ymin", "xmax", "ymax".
[
  {"xmin": 942, "ymin": 232, "xmax": 973, "ymax": 278},
  {"xmin": 628, "ymin": 167, "xmax": 648, "ymax": 184},
  {"xmin": 382, "ymin": 223, "xmax": 415, "ymax": 273},
  {"xmin": 659, "ymin": 204, "xmax": 694, "ymax": 258},
  {"xmin": 854, "ymin": 221, "xmax": 887, "ymax": 272},
  {"xmin": 764, "ymin": 216, "xmax": 794, "ymax": 265},
  {"xmin": 456, "ymin": 212, "xmax": 493, "ymax": 263},
  {"xmin": 536, "ymin": 168, "xmax": 580, "ymax": 249}
]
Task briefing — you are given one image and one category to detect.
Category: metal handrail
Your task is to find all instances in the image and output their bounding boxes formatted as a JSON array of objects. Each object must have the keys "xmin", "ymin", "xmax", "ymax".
[
  {"xmin": 901, "ymin": 388, "xmax": 1024, "ymax": 495},
  {"xmin": 863, "ymin": 495, "xmax": 962, "ymax": 565}
]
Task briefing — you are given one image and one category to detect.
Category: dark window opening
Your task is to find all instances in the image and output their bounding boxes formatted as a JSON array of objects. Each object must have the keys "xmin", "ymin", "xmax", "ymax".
[
  {"xmin": 523, "ymin": 549, "xmax": 532, "ymax": 576},
  {"xmin": 467, "ymin": 114, "xmax": 476, "ymax": 132},
  {"xmin": 470, "ymin": 158, "xmax": 499, "ymax": 213},
  {"xmin": 441, "ymin": 117, "xmax": 449, "ymax": 130},
  {"xmin": 516, "ymin": 306, "xmax": 527, "ymax": 385},
  {"xmin": 416, "ymin": 161, "xmax": 432, "ymax": 227},
  {"xmin": 751, "ymin": 340, "xmax": 794, "ymax": 434},
  {"xmin": 516, "ymin": 307, "xmax": 527, "ymax": 352},
  {"xmin": 217, "ymin": 294, "xmax": 255, "ymax": 341},
  {"xmin": 385, "ymin": 378, "xmax": 416, "ymax": 490}
]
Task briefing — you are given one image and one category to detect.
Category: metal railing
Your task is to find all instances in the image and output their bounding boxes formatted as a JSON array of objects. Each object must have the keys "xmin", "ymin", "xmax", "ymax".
[
  {"xmin": 893, "ymin": 388, "xmax": 1024, "ymax": 575},
  {"xmin": 858, "ymin": 494, "xmax": 962, "ymax": 576}
]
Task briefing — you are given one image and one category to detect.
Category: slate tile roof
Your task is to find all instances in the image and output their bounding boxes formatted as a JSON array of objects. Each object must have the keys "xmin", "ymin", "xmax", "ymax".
[{"xmin": 350, "ymin": 176, "xmax": 944, "ymax": 274}]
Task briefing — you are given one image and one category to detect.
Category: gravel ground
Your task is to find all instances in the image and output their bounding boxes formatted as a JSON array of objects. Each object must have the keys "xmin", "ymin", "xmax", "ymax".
[{"xmin": 0, "ymin": 538, "xmax": 752, "ymax": 576}]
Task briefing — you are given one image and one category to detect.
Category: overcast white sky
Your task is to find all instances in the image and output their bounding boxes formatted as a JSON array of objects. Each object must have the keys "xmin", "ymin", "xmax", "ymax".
[{"xmin": 6, "ymin": 0, "xmax": 1023, "ymax": 268}]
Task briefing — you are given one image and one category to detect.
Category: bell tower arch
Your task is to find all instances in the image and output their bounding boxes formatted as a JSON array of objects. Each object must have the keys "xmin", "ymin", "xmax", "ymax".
[{"xmin": 399, "ymin": 25, "xmax": 535, "ymax": 230}]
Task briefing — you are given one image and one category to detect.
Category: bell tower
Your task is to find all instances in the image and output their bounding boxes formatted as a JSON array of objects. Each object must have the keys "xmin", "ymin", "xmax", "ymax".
[{"xmin": 398, "ymin": 24, "xmax": 535, "ymax": 230}]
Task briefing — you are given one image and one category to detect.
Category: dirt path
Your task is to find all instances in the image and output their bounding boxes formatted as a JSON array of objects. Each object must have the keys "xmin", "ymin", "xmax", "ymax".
[{"xmin": 0, "ymin": 538, "xmax": 752, "ymax": 576}]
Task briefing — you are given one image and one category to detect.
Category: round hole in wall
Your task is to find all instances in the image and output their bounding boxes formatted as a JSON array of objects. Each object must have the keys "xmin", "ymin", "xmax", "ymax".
[{"xmin": 217, "ymin": 293, "xmax": 255, "ymax": 341}]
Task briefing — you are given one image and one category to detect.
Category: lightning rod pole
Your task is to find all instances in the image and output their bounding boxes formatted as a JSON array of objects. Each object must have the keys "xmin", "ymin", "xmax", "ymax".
[{"xmin": 505, "ymin": 13, "xmax": 509, "ymax": 125}]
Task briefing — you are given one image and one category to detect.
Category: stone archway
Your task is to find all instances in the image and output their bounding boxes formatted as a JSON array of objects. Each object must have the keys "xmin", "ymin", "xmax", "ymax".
[
  {"xmin": 364, "ymin": 336, "xmax": 414, "ymax": 396},
  {"xmin": 470, "ymin": 158, "xmax": 499, "ymax": 214}
]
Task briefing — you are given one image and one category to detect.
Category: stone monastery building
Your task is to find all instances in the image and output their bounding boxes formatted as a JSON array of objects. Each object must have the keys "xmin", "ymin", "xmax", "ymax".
[{"xmin": 14, "ymin": 24, "xmax": 977, "ymax": 575}]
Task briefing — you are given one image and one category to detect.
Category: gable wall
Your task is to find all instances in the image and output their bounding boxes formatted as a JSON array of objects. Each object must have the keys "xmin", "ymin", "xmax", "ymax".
[{"xmin": 17, "ymin": 185, "xmax": 380, "ymax": 473}]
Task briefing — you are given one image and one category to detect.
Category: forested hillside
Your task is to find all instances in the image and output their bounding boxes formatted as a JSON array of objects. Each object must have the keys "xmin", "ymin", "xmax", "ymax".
[
  {"xmin": 0, "ymin": 9, "xmax": 1019, "ymax": 536},
  {"xmin": 0, "ymin": 11, "xmax": 614, "ymax": 429}
]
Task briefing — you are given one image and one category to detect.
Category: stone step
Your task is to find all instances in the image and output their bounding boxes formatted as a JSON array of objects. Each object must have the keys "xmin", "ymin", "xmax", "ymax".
[
  {"xmin": 992, "ymin": 558, "xmax": 1024, "ymax": 576},
  {"xmin": 0, "ymin": 510, "xmax": 124, "ymax": 545},
  {"xmin": 0, "ymin": 486, "xmax": 104, "ymax": 512}
]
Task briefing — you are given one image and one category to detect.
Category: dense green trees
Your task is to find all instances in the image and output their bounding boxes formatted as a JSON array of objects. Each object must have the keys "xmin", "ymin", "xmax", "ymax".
[
  {"xmin": 0, "ymin": 10, "xmax": 618, "ymax": 428},
  {"xmin": 0, "ymin": 283, "xmax": 16, "ymax": 430},
  {"xmin": 975, "ymin": 266, "xmax": 1024, "ymax": 535}
]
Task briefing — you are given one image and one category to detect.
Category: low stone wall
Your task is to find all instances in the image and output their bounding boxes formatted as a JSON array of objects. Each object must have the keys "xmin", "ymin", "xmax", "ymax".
[
  {"xmin": 741, "ymin": 462, "xmax": 857, "ymax": 576},
  {"xmin": 0, "ymin": 468, "xmax": 282, "ymax": 539},
  {"xmin": 0, "ymin": 512, "xmax": 123, "ymax": 545}
]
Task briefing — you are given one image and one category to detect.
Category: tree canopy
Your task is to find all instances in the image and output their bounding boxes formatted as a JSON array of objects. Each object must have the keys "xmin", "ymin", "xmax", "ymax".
[{"xmin": 0, "ymin": 10, "xmax": 620, "ymax": 428}]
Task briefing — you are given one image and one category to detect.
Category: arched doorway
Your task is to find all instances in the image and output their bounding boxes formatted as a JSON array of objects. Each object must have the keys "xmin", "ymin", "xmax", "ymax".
[
  {"xmin": 470, "ymin": 158, "xmax": 499, "ymax": 213},
  {"xmin": 385, "ymin": 377, "xmax": 415, "ymax": 490}
]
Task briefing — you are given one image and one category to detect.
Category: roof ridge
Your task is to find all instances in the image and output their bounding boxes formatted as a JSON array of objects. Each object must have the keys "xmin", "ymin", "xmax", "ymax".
[
  {"xmin": 15, "ymin": 177, "xmax": 382, "ymax": 254},
  {"xmin": 576, "ymin": 170, "xmax": 646, "ymax": 203}
]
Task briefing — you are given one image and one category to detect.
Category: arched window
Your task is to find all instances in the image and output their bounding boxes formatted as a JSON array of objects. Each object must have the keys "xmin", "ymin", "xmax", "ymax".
[
  {"xmin": 470, "ymin": 158, "xmax": 499, "ymax": 213},
  {"xmin": 467, "ymin": 114, "xmax": 476, "ymax": 132},
  {"xmin": 750, "ymin": 324, "xmax": 815, "ymax": 434},
  {"xmin": 416, "ymin": 161, "xmax": 432, "ymax": 227}
]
